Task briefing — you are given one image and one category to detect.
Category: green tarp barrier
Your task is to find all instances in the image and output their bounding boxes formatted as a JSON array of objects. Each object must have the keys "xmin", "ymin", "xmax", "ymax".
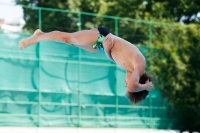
[{"xmin": 0, "ymin": 32, "xmax": 170, "ymax": 128}]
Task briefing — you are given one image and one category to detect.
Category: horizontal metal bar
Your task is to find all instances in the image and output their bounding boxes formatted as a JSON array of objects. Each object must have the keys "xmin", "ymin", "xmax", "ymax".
[
  {"xmin": 0, "ymin": 100, "xmax": 167, "ymax": 110},
  {"xmin": 0, "ymin": 114, "xmax": 38, "ymax": 117},
  {"xmin": 0, "ymin": 47, "xmax": 111, "ymax": 62},
  {"xmin": 21, "ymin": 5, "xmax": 178, "ymax": 26},
  {"xmin": 41, "ymin": 102, "xmax": 78, "ymax": 106},
  {"xmin": 0, "ymin": 114, "xmax": 172, "ymax": 121},
  {"xmin": 0, "ymin": 2, "xmax": 180, "ymax": 26},
  {"xmin": 0, "ymin": 88, "xmax": 160, "ymax": 99},
  {"xmin": 0, "ymin": 88, "xmax": 160, "ymax": 98},
  {"xmin": 0, "ymin": 88, "xmax": 38, "ymax": 92},
  {"xmin": 0, "ymin": 88, "xmax": 117, "ymax": 96},
  {"xmin": 0, "ymin": 101, "xmax": 37, "ymax": 104},
  {"xmin": 0, "ymin": 54, "xmax": 116, "ymax": 67},
  {"xmin": 77, "ymin": 104, "xmax": 167, "ymax": 109}
]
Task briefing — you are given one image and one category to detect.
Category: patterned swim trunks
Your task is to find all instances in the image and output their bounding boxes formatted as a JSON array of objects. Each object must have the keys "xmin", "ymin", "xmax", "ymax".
[{"xmin": 92, "ymin": 34, "xmax": 105, "ymax": 52}]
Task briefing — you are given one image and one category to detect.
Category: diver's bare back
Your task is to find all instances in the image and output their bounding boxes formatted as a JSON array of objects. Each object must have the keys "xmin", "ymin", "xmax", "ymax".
[{"xmin": 104, "ymin": 35, "xmax": 146, "ymax": 72}]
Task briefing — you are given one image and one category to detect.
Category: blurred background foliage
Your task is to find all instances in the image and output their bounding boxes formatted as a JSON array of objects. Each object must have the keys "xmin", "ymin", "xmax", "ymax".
[
  {"xmin": 148, "ymin": 24, "xmax": 200, "ymax": 131},
  {"xmin": 15, "ymin": 0, "xmax": 200, "ymax": 131}
]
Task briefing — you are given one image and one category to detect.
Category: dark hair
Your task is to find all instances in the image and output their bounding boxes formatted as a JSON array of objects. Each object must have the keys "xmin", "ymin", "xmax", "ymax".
[{"xmin": 126, "ymin": 72, "xmax": 153, "ymax": 105}]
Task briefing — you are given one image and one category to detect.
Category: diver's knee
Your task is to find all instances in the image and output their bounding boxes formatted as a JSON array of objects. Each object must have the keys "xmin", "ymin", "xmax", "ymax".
[{"xmin": 52, "ymin": 31, "xmax": 71, "ymax": 43}]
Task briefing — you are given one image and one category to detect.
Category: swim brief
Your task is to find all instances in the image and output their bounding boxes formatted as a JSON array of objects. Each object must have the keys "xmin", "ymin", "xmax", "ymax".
[{"xmin": 92, "ymin": 28, "xmax": 110, "ymax": 52}]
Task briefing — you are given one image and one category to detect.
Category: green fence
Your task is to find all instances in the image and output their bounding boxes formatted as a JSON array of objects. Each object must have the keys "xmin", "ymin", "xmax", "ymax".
[{"xmin": 0, "ymin": 4, "xmax": 176, "ymax": 129}]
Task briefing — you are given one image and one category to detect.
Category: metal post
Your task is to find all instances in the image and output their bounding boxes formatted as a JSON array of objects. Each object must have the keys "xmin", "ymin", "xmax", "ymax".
[
  {"xmin": 37, "ymin": 8, "xmax": 42, "ymax": 127},
  {"xmin": 115, "ymin": 18, "xmax": 118, "ymax": 36},
  {"xmin": 115, "ymin": 18, "xmax": 118, "ymax": 128},
  {"xmin": 148, "ymin": 23, "xmax": 153, "ymax": 128},
  {"xmin": 148, "ymin": 23, "xmax": 152, "ymax": 47},
  {"xmin": 78, "ymin": 12, "xmax": 82, "ymax": 127},
  {"xmin": 38, "ymin": 8, "xmax": 42, "ymax": 30}
]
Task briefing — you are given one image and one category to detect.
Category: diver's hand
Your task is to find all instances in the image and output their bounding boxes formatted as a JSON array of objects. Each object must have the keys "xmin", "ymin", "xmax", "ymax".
[{"xmin": 145, "ymin": 79, "xmax": 153, "ymax": 91}]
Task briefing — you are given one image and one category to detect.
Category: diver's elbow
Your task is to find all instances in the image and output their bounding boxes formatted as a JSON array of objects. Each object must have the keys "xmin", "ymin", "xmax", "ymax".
[{"xmin": 127, "ymin": 83, "xmax": 137, "ymax": 92}]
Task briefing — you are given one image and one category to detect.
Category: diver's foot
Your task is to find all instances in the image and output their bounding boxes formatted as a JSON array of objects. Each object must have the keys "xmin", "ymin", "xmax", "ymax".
[{"xmin": 19, "ymin": 29, "xmax": 43, "ymax": 50}]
